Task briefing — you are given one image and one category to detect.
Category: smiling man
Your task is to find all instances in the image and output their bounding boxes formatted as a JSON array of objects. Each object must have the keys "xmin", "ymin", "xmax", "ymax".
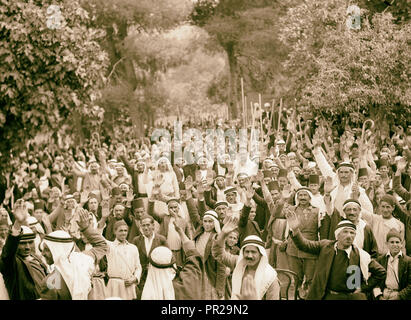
[
  {"xmin": 212, "ymin": 217, "xmax": 280, "ymax": 300},
  {"xmin": 286, "ymin": 216, "xmax": 386, "ymax": 300},
  {"xmin": 374, "ymin": 230, "xmax": 411, "ymax": 300}
]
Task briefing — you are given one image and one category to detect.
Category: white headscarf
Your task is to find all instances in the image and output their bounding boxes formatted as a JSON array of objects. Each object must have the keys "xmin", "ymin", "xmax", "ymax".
[
  {"xmin": 231, "ymin": 235, "xmax": 277, "ymax": 300},
  {"xmin": 141, "ymin": 246, "xmax": 176, "ymax": 300},
  {"xmin": 43, "ymin": 231, "xmax": 95, "ymax": 300},
  {"xmin": 203, "ymin": 210, "xmax": 221, "ymax": 234}
]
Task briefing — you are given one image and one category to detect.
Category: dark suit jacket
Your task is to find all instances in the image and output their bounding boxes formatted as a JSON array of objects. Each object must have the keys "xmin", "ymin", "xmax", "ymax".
[
  {"xmin": 376, "ymin": 253, "xmax": 411, "ymax": 300},
  {"xmin": 291, "ymin": 230, "xmax": 386, "ymax": 300},
  {"xmin": 119, "ymin": 155, "xmax": 147, "ymax": 198},
  {"xmin": 239, "ymin": 205, "xmax": 262, "ymax": 245},
  {"xmin": 320, "ymin": 209, "xmax": 379, "ymax": 258},
  {"xmin": 132, "ymin": 233, "xmax": 167, "ymax": 285}
]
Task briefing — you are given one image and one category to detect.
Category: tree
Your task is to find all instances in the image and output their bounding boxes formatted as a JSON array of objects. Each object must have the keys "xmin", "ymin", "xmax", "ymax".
[
  {"xmin": 191, "ymin": 0, "xmax": 290, "ymax": 119},
  {"xmin": 279, "ymin": 0, "xmax": 410, "ymax": 131},
  {"xmin": 0, "ymin": 0, "xmax": 108, "ymax": 173}
]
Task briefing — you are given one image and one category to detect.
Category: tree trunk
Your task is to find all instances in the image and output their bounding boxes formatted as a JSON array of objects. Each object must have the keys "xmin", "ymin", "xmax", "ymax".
[{"xmin": 226, "ymin": 43, "xmax": 239, "ymax": 120}]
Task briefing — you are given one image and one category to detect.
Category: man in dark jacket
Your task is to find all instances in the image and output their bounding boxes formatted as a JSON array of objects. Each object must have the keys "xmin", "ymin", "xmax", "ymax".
[
  {"xmin": 287, "ymin": 213, "xmax": 386, "ymax": 300},
  {"xmin": 131, "ymin": 215, "xmax": 167, "ymax": 297},
  {"xmin": 0, "ymin": 201, "xmax": 48, "ymax": 300},
  {"xmin": 373, "ymin": 230, "xmax": 411, "ymax": 300}
]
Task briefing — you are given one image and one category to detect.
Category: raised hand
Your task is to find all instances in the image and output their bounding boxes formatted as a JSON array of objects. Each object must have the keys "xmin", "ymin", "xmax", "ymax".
[
  {"xmin": 221, "ymin": 216, "xmax": 239, "ymax": 235},
  {"xmin": 101, "ymin": 199, "xmax": 110, "ymax": 218},
  {"xmin": 285, "ymin": 209, "xmax": 300, "ymax": 231},
  {"xmin": 256, "ymin": 170, "xmax": 264, "ymax": 183},
  {"xmin": 195, "ymin": 170, "xmax": 202, "ymax": 183},
  {"xmin": 76, "ymin": 208, "xmax": 91, "ymax": 230},
  {"xmin": 396, "ymin": 157, "xmax": 407, "ymax": 172},
  {"xmin": 13, "ymin": 201, "xmax": 28, "ymax": 225},
  {"xmin": 184, "ymin": 176, "xmax": 194, "ymax": 191},
  {"xmin": 173, "ymin": 220, "xmax": 183, "ymax": 236},
  {"xmin": 351, "ymin": 182, "xmax": 360, "ymax": 200},
  {"xmin": 281, "ymin": 184, "xmax": 292, "ymax": 199},
  {"xmin": 126, "ymin": 189, "xmax": 134, "ymax": 202},
  {"xmin": 80, "ymin": 190, "xmax": 89, "ymax": 204},
  {"xmin": 245, "ymin": 183, "xmax": 254, "ymax": 200}
]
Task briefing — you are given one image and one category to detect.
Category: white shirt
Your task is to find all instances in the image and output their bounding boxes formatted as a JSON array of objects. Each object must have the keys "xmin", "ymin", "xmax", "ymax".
[
  {"xmin": 143, "ymin": 233, "xmax": 155, "ymax": 255},
  {"xmin": 106, "ymin": 239, "xmax": 142, "ymax": 281},
  {"xmin": 386, "ymin": 251, "xmax": 402, "ymax": 290}
]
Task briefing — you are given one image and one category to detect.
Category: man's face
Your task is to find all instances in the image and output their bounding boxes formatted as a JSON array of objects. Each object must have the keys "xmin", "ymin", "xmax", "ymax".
[
  {"xmin": 249, "ymin": 207, "xmax": 256, "ymax": 221},
  {"xmin": 338, "ymin": 168, "xmax": 352, "ymax": 184},
  {"xmin": 203, "ymin": 217, "xmax": 215, "ymax": 232},
  {"xmin": 136, "ymin": 162, "xmax": 145, "ymax": 173},
  {"xmin": 33, "ymin": 209, "xmax": 44, "ymax": 222},
  {"xmin": 0, "ymin": 209, "xmax": 9, "ymax": 221},
  {"xmin": 270, "ymin": 189, "xmax": 280, "ymax": 202},
  {"xmin": 18, "ymin": 241, "xmax": 34, "ymax": 258},
  {"xmin": 380, "ymin": 201, "xmax": 394, "ymax": 219},
  {"xmin": 133, "ymin": 207, "xmax": 145, "ymax": 220},
  {"xmin": 379, "ymin": 166, "xmax": 389, "ymax": 175},
  {"xmin": 293, "ymin": 167, "xmax": 301, "ymax": 176},
  {"xmin": 90, "ymin": 163, "xmax": 99, "ymax": 174},
  {"xmin": 344, "ymin": 204, "xmax": 361, "ymax": 223},
  {"xmin": 226, "ymin": 231, "xmax": 239, "ymax": 247},
  {"xmin": 358, "ymin": 176, "xmax": 369, "ymax": 189},
  {"xmin": 65, "ymin": 199, "xmax": 76, "ymax": 210},
  {"xmin": 238, "ymin": 176, "xmax": 248, "ymax": 187},
  {"xmin": 215, "ymin": 206, "xmax": 228, "ymax": 220},
  {"xmin": 278, "ymin": 177, "xmax": 288, "ymax": 189},
  {"xmin": 243, "ymin": 245, "xmax": 262, "ymax": 267},
  {"xmin": 215, "ymin": 177, "xmax": 225, "ymax": 189},
  {"xmin": 198, "ymin": 158, "xmax": 207, "ymax": 170},
  {"xmin": 226, "ymin": 192, "xmax": 237, "ymax": 204},
  {"xmin": 114, "ymin": 206, "xmax": 126, "ymax": 220},
  {"xmin": 115, "ymin": 225, "xmax": 129, "ymax": 242},
  {"xmin": 168, "ymin": 202, "xmax": 179, "ymax": 216},
  {"xmin": 0, "ymin": 225, "xmax": 8, "ymax": 240},
  {"xmin": 141, "ymin": 218, "xmax": 154, "ymax": 238},
  {"xmin": 297, "ymin": 191, "xmax": 310, "ymax": 206},
  {"xmin": 263, "ymin": 177, "xmax": 272, "ymax": 185},
  {"xmin": 352, "ymin": 158, "xmax": 359, "ymax": 168},
  {"xmin": 278, "ymin": 143, "xmax": 286, "ymax": 152},
  {"xmin": 42, "ymin": 244, "xmax": 54, "ymax": 265},
  {"xmin": 270, "ymin": 166, "xmax": 280, "ymax": 176},
  {"xmin": 337, "ymin": 228, "xmax": 356, "ymax": 248},
  {"xmin": 119, "ymin": 184, "xmax": 128, "ymax": 194},
  {"xmin": 309, "ymin": 183, "xmax": 319, "ymax": 195},
  {"xmin": 115, "ymin": 166, "xmax": 124, "ymax": 176},
  {"xmin": 158, "ymin": 159, "xmax": 168, "ymax": 171},
  {"xmin": 88, "ymin": 198, "xmax": 99, "ymax": 212},
  {"xmin": 387, "ymin": 237, "xmax": 402, "ymax": 257}
]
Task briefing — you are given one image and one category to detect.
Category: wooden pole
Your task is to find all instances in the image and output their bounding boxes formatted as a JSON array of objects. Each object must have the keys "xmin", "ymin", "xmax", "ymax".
[
  {"xmin": 278, "ymin": 98, "xmax": 283, "ymax": 135},
  {"xmin": 241, "ymin": 77, "xmax": 245, "ymax": 127}
]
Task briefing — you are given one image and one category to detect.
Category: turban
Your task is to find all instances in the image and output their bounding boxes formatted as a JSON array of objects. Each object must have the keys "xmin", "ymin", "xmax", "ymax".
[
  {"xmin": 214, "ymin": 201, "xmax": 229, "ymax": 209},
  {"xmin": 224, "ymin": 187, "xmax": 237, "ymax": 195},
  {"xmin": 20, "ymin": 226, "xmax": 36, "ymax": 242},
  {"xmin": 334, "ymin": 220, "xmax": 356, "ymax": 239},
  {"xmin": 203, "ymin": 210, "xmax": 221, "ymax": 233},
  {"xmin": 342, "ymin": 199, "xmax": 361, "ymax": 211}
]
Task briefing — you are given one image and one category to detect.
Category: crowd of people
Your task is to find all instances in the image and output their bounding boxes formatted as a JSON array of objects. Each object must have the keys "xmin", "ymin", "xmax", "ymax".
[{"xmin": 0, "ymin": 103, "xmax": 410, "ymax": 300}]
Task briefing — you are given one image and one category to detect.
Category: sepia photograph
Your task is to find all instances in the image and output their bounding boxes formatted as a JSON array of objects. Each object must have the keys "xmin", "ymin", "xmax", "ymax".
[{"xmin": 0, "ymin": 0, "xmax": 409, "ymax": 310}]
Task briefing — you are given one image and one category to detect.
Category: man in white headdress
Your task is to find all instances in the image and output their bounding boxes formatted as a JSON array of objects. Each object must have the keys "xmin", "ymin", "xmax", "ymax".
[
  {"xmin": 39, "ymin": 208, "xmax": 108, "ymax": 300},
  {"xmin": 141, "ymin": 221, "xmax": 205, "ymax": 300},
  {"xmin": 212, "ymin": 217, "xmax": 280, "ymax": 300}
]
